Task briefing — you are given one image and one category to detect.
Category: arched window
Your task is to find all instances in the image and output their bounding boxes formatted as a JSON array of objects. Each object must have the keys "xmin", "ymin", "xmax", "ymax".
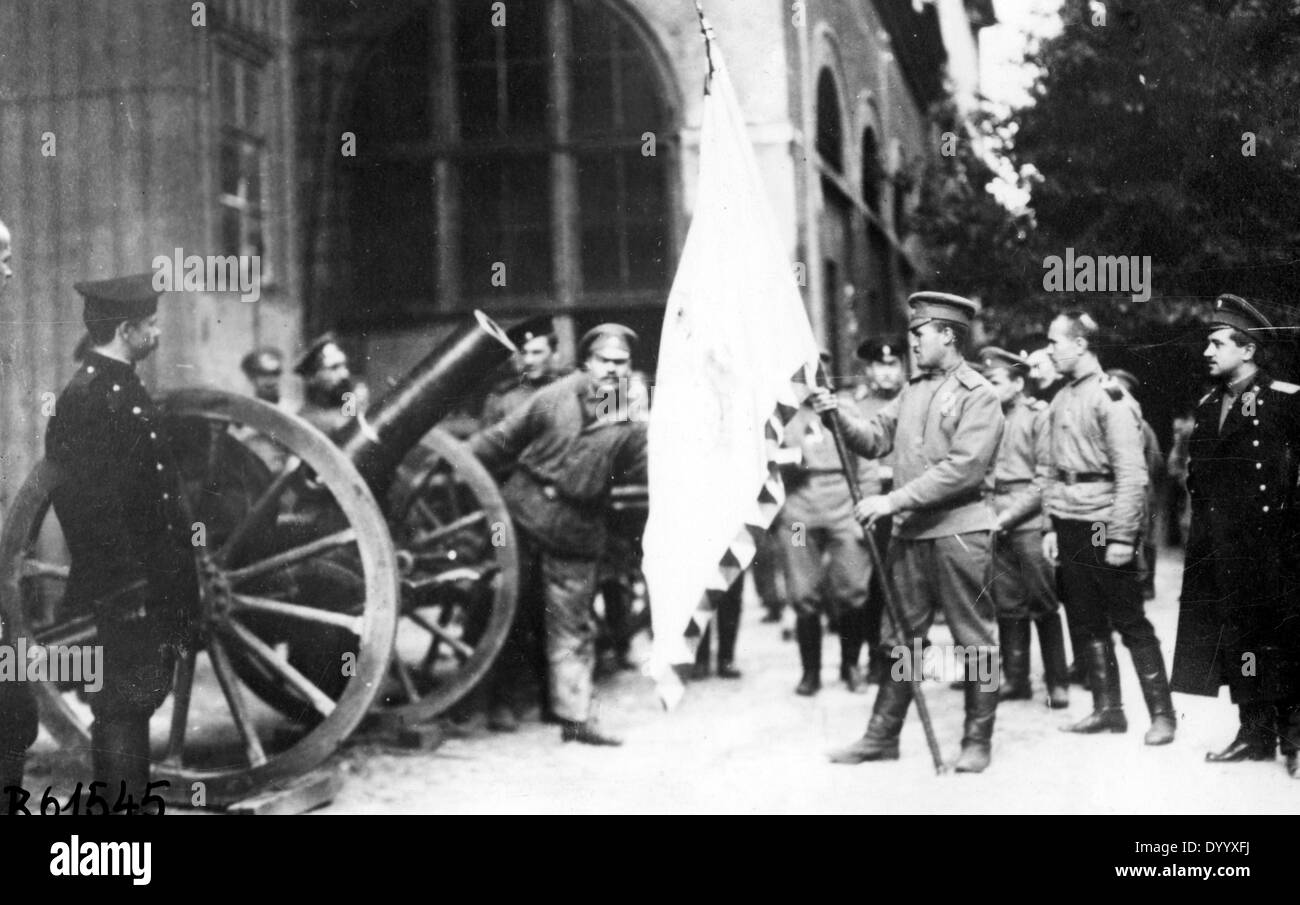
[
  {"xmin": 341, "ymin": 0, "xmax": 673, "ymax": 328},
  {"xmin": 861, "ymin": 128, "xmax": 883, "ymax": 214},
  {"xmin": 815, "ymin": 69, "xmax": 843, "ymax": 174}
]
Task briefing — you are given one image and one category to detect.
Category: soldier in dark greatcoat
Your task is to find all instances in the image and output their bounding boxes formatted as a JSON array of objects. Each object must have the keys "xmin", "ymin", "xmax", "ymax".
[
  {"xmin": 1171, "ymin": 295, "xmax": 1300, "ymax": 778},
  {"xmin": 0, "ymin": 217, "xmax": 41, "ymax": 798},
  {"xmin": 45, "ymin": 273, "xmax": 199, "ymax": 802}
]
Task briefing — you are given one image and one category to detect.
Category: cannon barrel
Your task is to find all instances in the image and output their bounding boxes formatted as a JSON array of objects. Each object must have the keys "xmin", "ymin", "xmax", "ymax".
[{"xmin": 337, "ymin": 310, "xmax": 516, "ymax": 496}]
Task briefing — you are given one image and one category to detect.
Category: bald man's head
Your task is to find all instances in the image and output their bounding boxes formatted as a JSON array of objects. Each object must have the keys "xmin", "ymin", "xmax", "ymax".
[{"xmin": 0, "ymin": 220, "xmax": 11, "ymax": 299}]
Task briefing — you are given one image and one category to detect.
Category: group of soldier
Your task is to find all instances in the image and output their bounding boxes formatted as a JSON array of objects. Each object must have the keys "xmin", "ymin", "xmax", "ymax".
[
  {"xmin": 0, "ymin": 200, "xmax": 1297, "ymax": 801},
  {"xmin": 795, "ymin": 291, "xmax": 1299, "ymax": 778}
]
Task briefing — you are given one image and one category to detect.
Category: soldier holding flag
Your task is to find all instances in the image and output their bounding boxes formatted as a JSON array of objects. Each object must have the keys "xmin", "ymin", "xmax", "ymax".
[{"xmin": 813, "ymin": 292, "xmax": 1005, "ymax": 773}]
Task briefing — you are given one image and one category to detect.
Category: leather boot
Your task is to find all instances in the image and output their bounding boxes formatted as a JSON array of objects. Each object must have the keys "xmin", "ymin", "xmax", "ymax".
[
  {"xmin": 828, "ymin": 673, "xmax": 913, "ymax": 764},
  {"xmin": 1206, "ymin": 702, "xmax": 1276, "ymax": 762},
  {"xmin": 1130, "ymin": 643, "xmax": 1176, "ymax": 745},
  {"xmin": 865, "ymin": 649, "xmax": 886, "ymax": 685},
  {"xmin": 955, "ymin": 681, "xmax": 998, "ymax": 773},
  {"xmin": 838, "ymin": 607, "xmax": 865, "ymax": 691},
  {"xmin": 1036, "ymin": 613, "xmax": 1071, "ymax": 709},
  {"xmin": 91, "ymin": 715, "xmax": 152, "ymax": 810},
  {"xmin": 1062, "ymin": 639, "xmax": 1127, "ymax": 734},
  {"xmin": 795, "ymin": 614, "xmax": 822, "ymax": 696},
  {"xmin": 1281, "ymin": 704, "xmax": 1300, "ymax": 778},
  {"xmin": 997, "ymin": 619, "xmax": 1033, "ymax": 701},
  {"xmin": 560, "ymin": 720, "xmax": 622, "ymax": 747}
]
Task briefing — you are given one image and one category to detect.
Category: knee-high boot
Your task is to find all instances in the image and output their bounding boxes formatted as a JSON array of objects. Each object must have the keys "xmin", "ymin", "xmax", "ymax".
[
  {"xmin": 1035, "ymin": 613, "xmax": 1071, "ymax": 709},
  {"xmin": 955, "ymin": 680, "xmax": 999, "ymax": 773},
  {"xmin": 839, "ymin": 607, "xmax": 865, "ymax": 690},
  {"xmin": 1062, "ymin": 639, "xmax": 1127, "ymax": 734},
  {"xmin": 1130, "ymin": 644, "xmax": 1176, "ymax": 745},
  {"xmin": 795, "ymin": 614, "xmax": 822, "ymax": 696},
  {"xmin": 828, "ymin": 663, "xmax": 914, "ymax": 764},
  {"xmin": 92, "ymin": 715, "xmax": 151, "ymax": 811},
  {"xmin": 997, "ymin": 619, "xmax": 1032, "ymax": 700}
]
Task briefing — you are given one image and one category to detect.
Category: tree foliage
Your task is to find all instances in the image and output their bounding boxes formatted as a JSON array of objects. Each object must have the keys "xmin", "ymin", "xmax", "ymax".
[{"xmin": 911, "ymin": 0, "xmax": 1300, "ymax": 348}]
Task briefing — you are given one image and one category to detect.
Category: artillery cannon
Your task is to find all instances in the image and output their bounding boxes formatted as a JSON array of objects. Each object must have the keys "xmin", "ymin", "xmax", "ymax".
[{"xmin": 0, "ymin": 311, "xmax": 528, "ymax": 804}]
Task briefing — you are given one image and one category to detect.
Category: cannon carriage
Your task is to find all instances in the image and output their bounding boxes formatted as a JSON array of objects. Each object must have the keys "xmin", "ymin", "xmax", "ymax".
[{"xmin": 0, "ymin": 311, "xmax": 531, "ymax": 805}]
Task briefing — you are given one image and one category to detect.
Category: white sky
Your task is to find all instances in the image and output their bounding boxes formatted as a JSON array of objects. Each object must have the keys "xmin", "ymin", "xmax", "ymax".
[{"xmin": 978, "ymin": 0, "xmax": 1065, "ymax": 210}]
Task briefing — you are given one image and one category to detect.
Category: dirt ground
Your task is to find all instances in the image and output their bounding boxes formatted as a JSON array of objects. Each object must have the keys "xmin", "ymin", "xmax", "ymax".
[
  {"xmin": 318, "ymin": 547, "xmax": 1297, "ymax": 815},
  {"xmin": 19, "ymin": 548, "xmax": 1297, "ymax": 815}
]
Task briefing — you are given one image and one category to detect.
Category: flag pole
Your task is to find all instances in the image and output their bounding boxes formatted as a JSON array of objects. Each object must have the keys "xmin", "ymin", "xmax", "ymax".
[
  {"xmin": 820, "ymin": 401, "xmax": 949, "ymax": 775},
  {"xmin": 693, "ymin": 0, "xmax": 716, "ymax": 92}
]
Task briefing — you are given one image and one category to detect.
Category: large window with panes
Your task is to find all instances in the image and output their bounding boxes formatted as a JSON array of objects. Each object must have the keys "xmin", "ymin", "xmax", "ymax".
[{"xmin": 342, "ymin": 0, "xmax": 674, "ymax": 326}]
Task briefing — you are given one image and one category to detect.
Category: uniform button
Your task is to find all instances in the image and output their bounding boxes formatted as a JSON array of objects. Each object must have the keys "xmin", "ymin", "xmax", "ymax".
[
  {"xmin": 156, "ymin": 463, "xmax": 164, "ymax": 471},
  {"xmin": 1253, "ymin": 440, "xmax": 1260, "ymax": 447},
  {"xmin": 150, "ymin": 432, "xmax": 157, "ymax": 440},
  {"xmin": 1260, "ymin": 485, "xmax": 1267, "ymax": 492},
  {"xmin": 163, "ymin": 493, "xmax": 170, "ymax": 500},
  {"xmin": 113, "ymin": 384, "xmax": 121, "ymax": 392},
  {"xmin": 1253, "ymin": 419, "xmax": 1259, "ymax": 426},
  {"xmin": 1256, "ymin": 463, "xmax": 1263, "ymax": 469},
  {"xmin": 132, "ymin": 406, "xmax": 142, "ymax": 415},
  {"xmin": 1263, "ymin": 506, "xmax": 1270, "ymax": 513},
  {"xmin": 86, "ymin": 366, "xmax": 95, "ymax": 374}
]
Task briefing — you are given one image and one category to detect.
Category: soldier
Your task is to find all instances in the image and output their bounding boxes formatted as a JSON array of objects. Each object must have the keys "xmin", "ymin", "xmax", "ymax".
[
  {"xmin": 294, "ymin": 332, "xmax": 365, "ymax": 437},
  {"xmin": 1026, "ymin": 344, "xmax": 1066, "ymax": 403},
  {"xmin": 481, "ymin": 317, "xmax": 561, "ymax": 428},
  {"xmin": 976, "ymin": 347, "xmax": 1069, "ymax": 709},
  {"xmin": 817, "ymin": 292, "xmax": 1004, "ymax": 773},
  {"xmin": 1171, "ymin": 295, "xmax": 1300, "ymax": 777},
  {"xmin": 45, "ymin": 273, "xmax": 199, "ymax": 802},
  {"xmin": 240, "ymin": 347, "xmax": 285, "ymax": 405},
  {"xmin": 1041, "ymin": 310, "xmax": 1175, "ymax": 745},
  {"xmin": 1105, "ymin": 369, "xmax": 1164, "ymax": 600},
  {"xmin": 0, "ymin": 217, "xmax": 41, "ymax": 799},
  {"xmin": 469, "ymin": 323, "xmax": 647, "ymax": 746},
  {"xmin": 774, "ymin": 350, "xmax": 874, "ymax": 695},
  {"xmin": 854, "ymin": 335, "xmax": 905, "ymax": 684}
]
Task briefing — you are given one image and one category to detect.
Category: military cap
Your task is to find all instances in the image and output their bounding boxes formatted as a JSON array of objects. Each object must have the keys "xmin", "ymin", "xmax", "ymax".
[
  {"xmin": 1209, "ymin": 294, "xmax": 1272, "ymax": 336},
  {"xmin": 1105, "ymin": 368, "xmax": 1140, "ymax": 393},
  {"xmin": 856, "ymin": 335, "xmax": 904, "ymax": 364},
  {"xmin": 976, "ymin": 346, "xmax": 1030, "ymax": 377},
  {"xmin": 578, "ymin": 323, "xmax": 638, "ymax": 360},
  {"xmin": 507, "ymin": 315, "xmax": 556, "ymax": 349},
  {"xmin": 74, "ymin": 272, "xmax": 161, "ymax": 329},
  {"xmin": 294, "ymin": 331, "xmax": 343, "ymax": 376},
  {"xmin": 241, "ymin": 347, "xmax": 284, "ymax": 378},
  {"xmin": 908, "ymin": 292, "xmax": 978, "ymax": 330}
]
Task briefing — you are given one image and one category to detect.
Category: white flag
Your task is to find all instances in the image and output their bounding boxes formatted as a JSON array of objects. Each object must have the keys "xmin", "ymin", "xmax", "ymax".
[{"xmin": 642, "ymin": 43, "xmax": 821, "ymax": 707}]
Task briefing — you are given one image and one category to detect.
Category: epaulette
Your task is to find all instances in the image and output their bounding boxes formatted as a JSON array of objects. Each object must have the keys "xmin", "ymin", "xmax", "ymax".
[
  {"xmin": 1099, "ymin": 374, "xmax": 1124, "ymax": 402},
  {"xmin": 1270, "ymin": 380, "xmax": 1299, "ymax": 395},
  {"xmin": 955, "ymin": 365, "xmax": 986, "ymax": 391}
]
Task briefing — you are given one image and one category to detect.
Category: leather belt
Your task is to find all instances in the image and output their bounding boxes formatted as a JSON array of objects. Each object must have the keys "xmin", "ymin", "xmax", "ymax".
[{"xmin": 1056, "ymin": 469, "xmax": 1115, "ymax": 485}]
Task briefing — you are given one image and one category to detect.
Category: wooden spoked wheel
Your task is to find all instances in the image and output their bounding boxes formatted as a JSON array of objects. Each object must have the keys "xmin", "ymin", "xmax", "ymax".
[
  {"xmin": 0, "ymin": 389, "xmax": 399, "ymax": 806},
  {"xmin": 381, "ymin": 428, "xmax": 520, "ymax": 723}
]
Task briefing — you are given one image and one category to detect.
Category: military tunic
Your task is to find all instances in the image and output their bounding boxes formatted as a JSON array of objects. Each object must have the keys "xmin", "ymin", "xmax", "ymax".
[
  {"xmin": 836, "ymin": 361, "xmax": 1004, "ymax": 651},
  {"xmin": 1171, "ymin": 371, "xmax": 1300, "ymax": 704},
  {"xmin": 1042, "ymin": 364, "xmax": 1153, "ymax": 647},
  {"xmin": 469, "ymin": 370, "xmax": 647, "ymax": 722},
  {"xmin": 990, "ymin": 395, "xmax": 1058, "ymax": 621},
  {"xmin": 773, "ymin": 394, "xmax": 872, "ymax": 621},
  {"xmin": 45, "ymin": 352, "xmax": 198, "ymax": 719}
]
